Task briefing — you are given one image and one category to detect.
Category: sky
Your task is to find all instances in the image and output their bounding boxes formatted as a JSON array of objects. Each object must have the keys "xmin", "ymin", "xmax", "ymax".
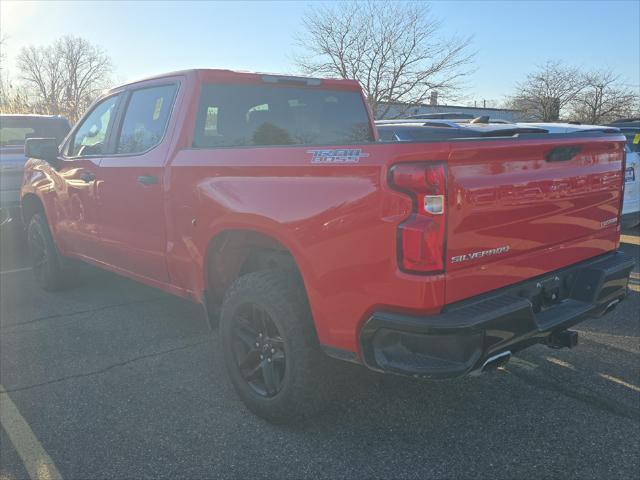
[{"xmin": 1, "ymin": 0, "xmax": 639, "ymax": 107}]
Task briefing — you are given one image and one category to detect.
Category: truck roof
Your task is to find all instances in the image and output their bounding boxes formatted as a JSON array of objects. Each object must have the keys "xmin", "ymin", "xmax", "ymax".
[{"xmin": 113, "ymin": 68, "xmax": 362, "ymax": 92}]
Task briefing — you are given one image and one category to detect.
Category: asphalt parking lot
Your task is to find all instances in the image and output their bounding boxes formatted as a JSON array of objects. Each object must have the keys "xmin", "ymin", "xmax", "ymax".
[{"xmin": 1, "ymin": 225, "xmax": 639, "ymax": 480}]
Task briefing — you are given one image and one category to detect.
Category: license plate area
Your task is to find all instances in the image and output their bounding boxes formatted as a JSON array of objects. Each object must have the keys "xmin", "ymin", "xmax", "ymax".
[{"xmin": 518, "ymin": 274, "xmax": 568, "ymax": 313}]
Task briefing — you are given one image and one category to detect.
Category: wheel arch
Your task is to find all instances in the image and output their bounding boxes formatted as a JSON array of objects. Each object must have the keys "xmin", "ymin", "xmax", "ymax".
[
  {"xmin": 21, "ymin": 193, "xmax": 46, "ymax": 226},
  {"xmin": 202, "ymin": 225, "xmax": 312, "ymax": 327}
]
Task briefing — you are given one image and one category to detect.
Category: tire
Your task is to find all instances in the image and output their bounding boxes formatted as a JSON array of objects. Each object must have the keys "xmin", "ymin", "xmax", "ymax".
[
  {"xmin": 220, "ymin": 269, "xmax": 332, "ymax": 423},
  {"xmin": 27, "ymin": 213, "xmax": 69, "ymax": 291}
]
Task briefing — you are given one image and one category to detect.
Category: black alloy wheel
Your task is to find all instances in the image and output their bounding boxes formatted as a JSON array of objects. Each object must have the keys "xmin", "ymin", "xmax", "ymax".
[
  {"xmin": 231, "ymin": 303, "xmax": 287, "ymax": 397},
  {"xmin": 27, "ymin": 219, "xmax": 50, "ymax": 284},
  {"xmin": 220, "ymin": 270, "xmax": 333, "ymax": 422},
  {"xmin": 26, "ymin": 213, "xmax": 69, "ymax": 291}
]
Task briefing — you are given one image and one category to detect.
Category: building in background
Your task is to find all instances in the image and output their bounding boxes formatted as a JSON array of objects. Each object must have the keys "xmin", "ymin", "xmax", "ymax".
[
  {"xmin": 379, "ymin": 102, "xmax": 526, "ymax": 121},
  {"xmin": 378, "ymin": 92, "xmax": 527, "ymax": 121}
]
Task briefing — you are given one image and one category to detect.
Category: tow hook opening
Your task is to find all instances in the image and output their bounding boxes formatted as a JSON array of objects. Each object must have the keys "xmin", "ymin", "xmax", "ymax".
[{"xmin": 547, "ymin": 329, "xmax": 578, "ymax": 349}]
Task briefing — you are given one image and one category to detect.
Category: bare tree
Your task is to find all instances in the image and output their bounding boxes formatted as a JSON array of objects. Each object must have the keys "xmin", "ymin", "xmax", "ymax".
[
  {"xmin": 0, "ymin": 35, "xmax": 30, "ymax": 114},
  {"xmin": 0, "ymin": 83, "xmax": 31, "ymax": 114},
  {"xmin": 0, "ymin": 34, "xmax": 6, "ymax": 66},
  {"xmin": 508, "ymin": 61, "xmax": 585, "ymax": 121},
  {"xmin": 569, "ymin": 70, "xmax": 639, "ymax": 124},
  {"xmin": 0, "ymin": 35, "xmax": 10, "ymax": 108},
  {"xmin": 59, "ymin": 36, "xmax": 112, "ymax": 122},
  {"xmin": 295, "ymin": 1, "xmax": 474, "ymax": 118},
  {"xmin": 17, "ymin": 44, "xmax": 66, "ymax": 115},
  {"xmin": 16, "ymin": 36, "xmax": 112, "ymax": 122}
]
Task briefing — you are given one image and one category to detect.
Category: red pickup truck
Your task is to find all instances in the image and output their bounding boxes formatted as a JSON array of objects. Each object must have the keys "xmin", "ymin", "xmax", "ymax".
[{"xmin": 21, "ymin": 69, "xmax": 634, "ymax": 422}]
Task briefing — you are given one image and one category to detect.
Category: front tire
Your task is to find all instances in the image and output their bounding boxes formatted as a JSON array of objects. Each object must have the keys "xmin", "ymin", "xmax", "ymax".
[
  {"xmin": 27, "ymin": 213, "xmax": 69, "ymax": 291},
  {"xmin": 220, "ymin": 270, "xmax": 332, "ymax": 423}
]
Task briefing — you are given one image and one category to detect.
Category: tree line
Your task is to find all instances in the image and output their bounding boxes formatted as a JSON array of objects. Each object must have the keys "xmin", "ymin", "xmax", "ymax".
[
  {"xmin": 294, "ymin": 2, "xmax": 638, "ymax": 122},
  {"xmin": 508, "ymin": 61, "xmax": 639, "ymax": 123},
  {"xmin": 0, "ymin": 35, "xmax": 112, "ymax": 123},
  {"xmin": 1, "ymin": 2, "xmax": 638, "ymax": 124}
]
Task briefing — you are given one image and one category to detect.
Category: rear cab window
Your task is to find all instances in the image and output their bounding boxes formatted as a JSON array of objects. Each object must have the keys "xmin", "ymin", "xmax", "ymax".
[
  {"xmin": 193, "ymin": 83, "xmax": 374, "ymax": 148},
  {"xmin": 0, "ymin": 117, "xmax": 70, "ymax": 148}
]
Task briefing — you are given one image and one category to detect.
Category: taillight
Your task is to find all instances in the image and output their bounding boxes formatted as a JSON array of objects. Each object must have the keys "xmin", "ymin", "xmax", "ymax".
[
  {"xmin": 618, "ymin": 147, "xmax": 627, "ymax": 225},
  {"xmin": 390, "ymin": 162, "xmax": 447, "ymax": 274}
]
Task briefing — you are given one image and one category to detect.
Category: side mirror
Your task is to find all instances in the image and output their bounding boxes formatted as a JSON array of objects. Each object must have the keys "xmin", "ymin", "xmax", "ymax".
[{"xmin": 24, "ymin": 138, "xmax": 61, "ymax": 168}]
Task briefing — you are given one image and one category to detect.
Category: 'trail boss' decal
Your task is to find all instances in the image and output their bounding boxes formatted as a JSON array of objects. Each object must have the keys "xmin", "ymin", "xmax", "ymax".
[{"xmin": 308, "ymin": 149, "xmax": 369, "ymax": 164}]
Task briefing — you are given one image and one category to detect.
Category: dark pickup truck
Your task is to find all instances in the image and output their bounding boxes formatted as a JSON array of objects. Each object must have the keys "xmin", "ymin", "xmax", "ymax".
[{"xmin": 1, "ymin": 114, "xmax": 70, "ymax": 226}]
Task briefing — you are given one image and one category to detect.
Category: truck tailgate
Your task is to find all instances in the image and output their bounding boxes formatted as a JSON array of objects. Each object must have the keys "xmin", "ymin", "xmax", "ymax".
[{"xmin": 445, "ymin": 135, "xmax": 625, "ymax": 303}]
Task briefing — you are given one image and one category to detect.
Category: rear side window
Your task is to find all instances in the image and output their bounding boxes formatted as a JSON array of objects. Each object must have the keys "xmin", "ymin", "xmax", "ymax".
[
  {"xmin": 193, "ymin": 83, "xmax": 374, "ymax": 148},
  {"xmin": 117, "ymin": 85, "xmax": 177, "ymax": 154}
]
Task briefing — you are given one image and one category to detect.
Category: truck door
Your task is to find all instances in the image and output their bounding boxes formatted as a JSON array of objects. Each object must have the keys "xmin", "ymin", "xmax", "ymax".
[
  {"xmin": 96, "ymin": 83, "xmax": 178, "ymax": 283},
  {"xmin": 55, "ymin": 94, "xmax": 121, "ymax": 260}
]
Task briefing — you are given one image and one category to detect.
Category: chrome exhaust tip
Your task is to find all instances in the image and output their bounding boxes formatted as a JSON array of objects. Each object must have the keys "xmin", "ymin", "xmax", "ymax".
[
  {"xmin": 480, "ymin": 350, "xmax": 512, "ymax": 373},
  {"xmin": 603, "ymin": 298, "xmax": 620, "ymax": 315}
]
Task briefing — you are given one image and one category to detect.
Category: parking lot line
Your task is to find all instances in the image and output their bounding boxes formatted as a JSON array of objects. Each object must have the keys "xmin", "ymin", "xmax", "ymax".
[
  {"xmin": 0, "ymin": 386, "xmax": 63, "ymax": 480},
  {"xmin": 0, "ymin": 267, "xmax": 32, "ymax": 275},
  {"xmin": 508, "ymin": 357, "xmax": 538, "ymax": 370},
  {"xmin": 598, "ymin": 374, "xmax": 640, "ymax": 393},
  {"xmin": 620, "ymin": 234, "xmax": 639, "ymax": 245}
]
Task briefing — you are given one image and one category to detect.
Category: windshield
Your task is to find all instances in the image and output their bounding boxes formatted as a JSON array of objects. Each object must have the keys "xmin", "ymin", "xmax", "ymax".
[{"xmin": 0, "ymin": 117, "xmax": 70, "ymax": 147}]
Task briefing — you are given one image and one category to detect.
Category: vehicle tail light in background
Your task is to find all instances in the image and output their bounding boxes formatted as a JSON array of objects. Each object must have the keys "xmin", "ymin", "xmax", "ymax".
[
  {"xmin": 389, "ymin": 162, "xmax": 447, "ymax": 273},
  {"xmin": 618, "ymin": 147, "xmax": 626, "ymax": 225}
]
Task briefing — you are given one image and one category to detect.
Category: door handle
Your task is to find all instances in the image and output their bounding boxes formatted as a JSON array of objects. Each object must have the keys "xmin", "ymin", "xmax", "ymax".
[
  {"xmin": 80, "ymin": 172, "xmax": 96, "ymax": 182},
  {"xmin": 137, "ymin": 175, "xmax": 158, "ymax": 185}
]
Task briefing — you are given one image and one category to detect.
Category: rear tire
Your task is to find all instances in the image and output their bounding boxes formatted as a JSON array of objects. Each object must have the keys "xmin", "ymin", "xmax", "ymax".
[
  {"xmin": 220, "ymin": 270, "xmax": 332, "ymax": 423},
  {"xmin": 27, "ymin": 213, "xmax": 69, "ymax": 291}
]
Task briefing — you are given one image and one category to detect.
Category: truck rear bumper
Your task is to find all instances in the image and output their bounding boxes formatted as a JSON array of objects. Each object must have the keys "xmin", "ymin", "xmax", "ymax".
[{"xmin": 359, "ymin": 251, "xmax": 634, "ymax": 379}]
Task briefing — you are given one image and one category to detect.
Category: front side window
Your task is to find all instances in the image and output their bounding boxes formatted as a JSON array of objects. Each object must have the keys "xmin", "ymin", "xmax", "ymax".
[
  {"xmin": 117, "ymin": 85, "xmax": 177, "ymax": 154},
  {"xmin": 68, "ymin": 95, "xmax": 120, "ymax": 157},
  {"xmin": 193, "ymin": 83, "xmax": 374, "ymax": 148}
]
